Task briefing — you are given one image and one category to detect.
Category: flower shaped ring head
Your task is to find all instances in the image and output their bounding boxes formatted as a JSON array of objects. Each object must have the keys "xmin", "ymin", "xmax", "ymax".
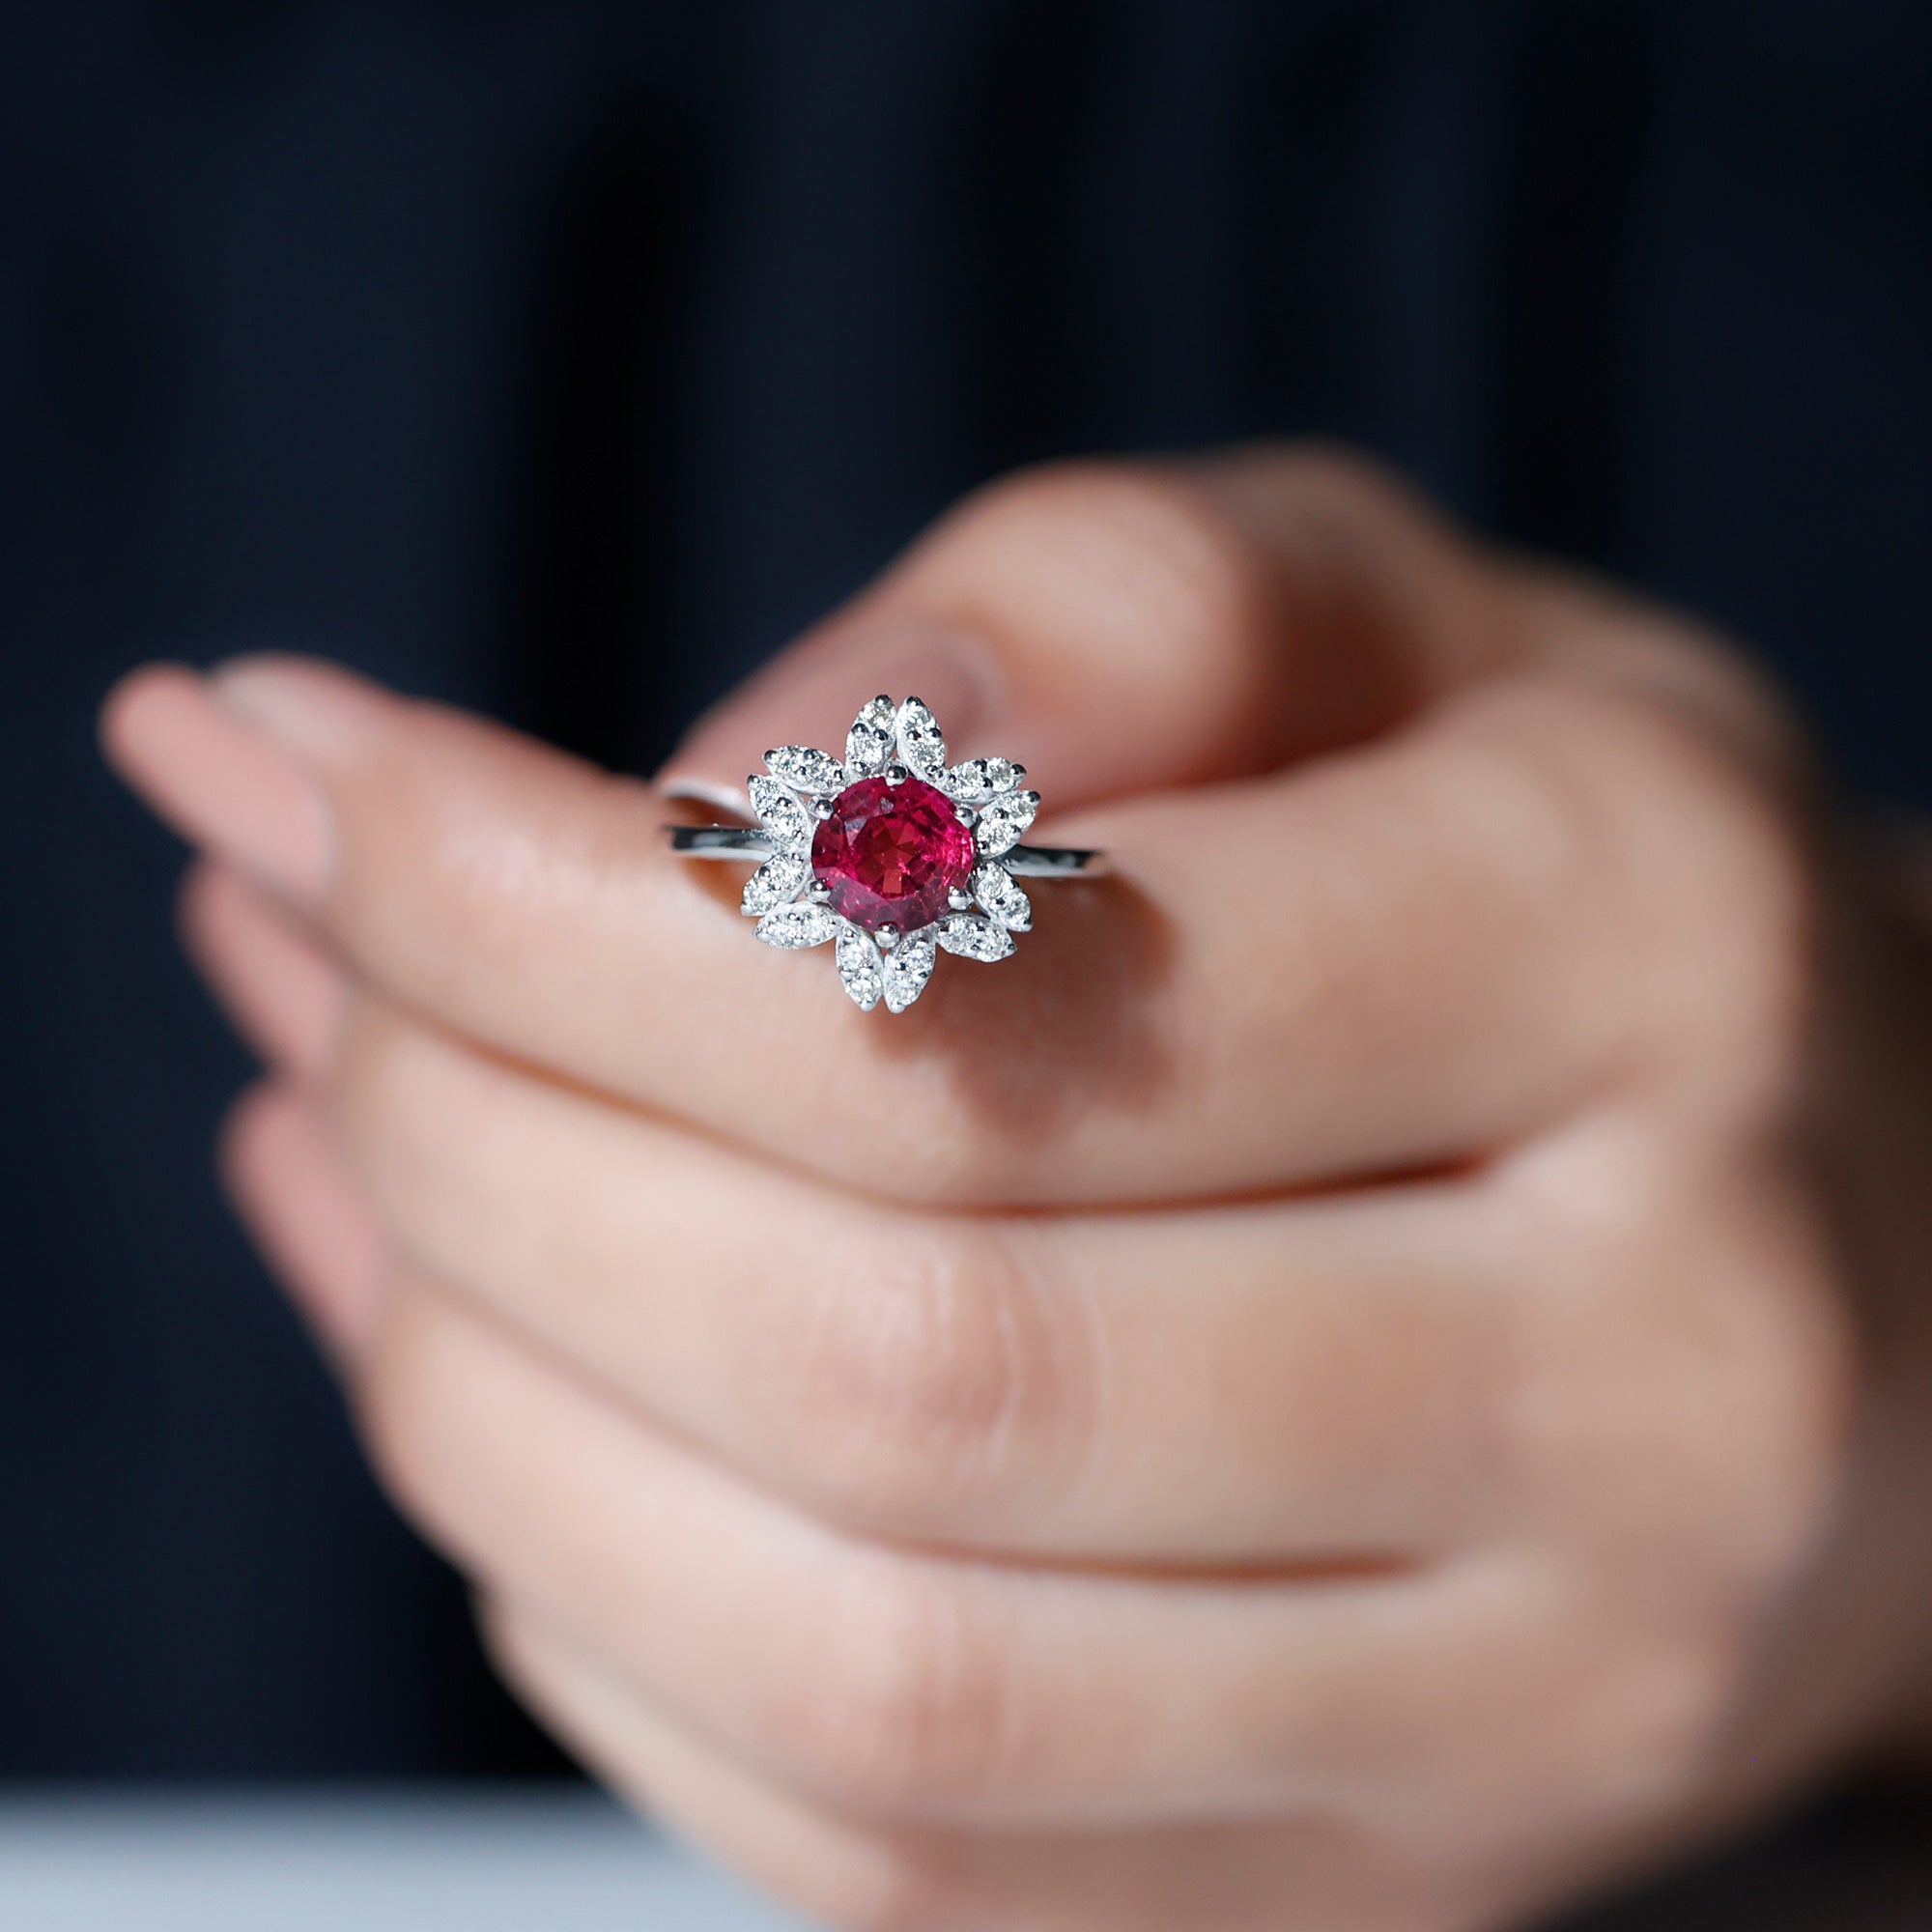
[{"xmin": 666, "ymin": 695, "xmax": 1104, "ymax": 1013}]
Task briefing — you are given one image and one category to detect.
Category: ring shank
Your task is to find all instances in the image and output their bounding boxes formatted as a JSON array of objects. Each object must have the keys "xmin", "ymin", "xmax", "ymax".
[{"xmin": 665, "ymin": 823, "xmax": 1108, "ymax": 879}]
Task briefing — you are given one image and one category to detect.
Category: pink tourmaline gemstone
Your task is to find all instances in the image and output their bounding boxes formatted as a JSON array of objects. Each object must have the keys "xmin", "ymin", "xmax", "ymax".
[{"xmin": 811, "ymin": 775, "xmax": 976, "ymax": 934}]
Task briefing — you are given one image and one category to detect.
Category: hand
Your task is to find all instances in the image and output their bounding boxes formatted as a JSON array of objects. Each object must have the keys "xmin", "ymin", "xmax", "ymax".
[{"xmin": 104, "ymin": 449, "xmax": 1932, "ymax": 1932}]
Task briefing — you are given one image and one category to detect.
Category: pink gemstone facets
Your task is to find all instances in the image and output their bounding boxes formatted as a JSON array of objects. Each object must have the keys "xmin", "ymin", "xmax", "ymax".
[{"xmin": 810, "ymin": 776, "xmax": 976, "ymax": 935}]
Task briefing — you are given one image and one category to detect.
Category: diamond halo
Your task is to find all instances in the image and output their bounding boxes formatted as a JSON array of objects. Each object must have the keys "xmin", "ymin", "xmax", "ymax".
[{"xmin": 747, "ymin": 695, "xmax": 1041, "ymax": 1013}]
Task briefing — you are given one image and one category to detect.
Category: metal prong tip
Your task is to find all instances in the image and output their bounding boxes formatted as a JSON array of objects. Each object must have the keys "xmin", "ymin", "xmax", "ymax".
[
  {"xmin": 808, "ymin": 880, "xmax": 832, "ymax": 902},
  {"xmin": 885, "ymin": 762, "xmax": 909, "ymax": 784},
  {"xmin": 948, "ymin": 888, "xmax": 973, "ymax": 911},
  {"xmin": 1009, "ymin": 765, "xmax": 1027, "ymax": 784},
  {"xmin": 876, "ymin": 924, "xmax": 899, "ymax": 950},
  {"xmin": 812, "ymin": 796, "xmax": 837, "ymax": 818},
  {"xmin": 954, "ymin": 803, "xmax": 977, "ymax": 827},
  {"xmin": 875, "ymin": 694, "xmax": 892, "ymax": 707}
]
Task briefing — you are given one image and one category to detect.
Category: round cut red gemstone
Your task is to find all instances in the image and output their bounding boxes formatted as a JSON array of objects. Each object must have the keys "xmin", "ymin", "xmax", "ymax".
[{"xmin": 811, "ymin": 775, "xmax": 976, "ymax": 934}]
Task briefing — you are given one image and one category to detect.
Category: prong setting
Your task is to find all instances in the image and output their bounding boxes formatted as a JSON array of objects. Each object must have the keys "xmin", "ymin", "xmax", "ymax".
[{"xmin": 732, "ymin": 695, "xmax": 1063, "ymax": 1011}]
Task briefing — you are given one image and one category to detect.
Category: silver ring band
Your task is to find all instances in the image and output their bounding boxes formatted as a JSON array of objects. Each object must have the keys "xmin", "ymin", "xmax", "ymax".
[{"xmin": 666, "ymin": 824, "xmax": 1109, "ymax": 880}]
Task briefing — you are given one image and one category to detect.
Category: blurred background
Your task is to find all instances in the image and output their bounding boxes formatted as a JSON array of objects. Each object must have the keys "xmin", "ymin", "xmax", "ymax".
[{"xmin": 1, "ymin": 0, "xmax": 1928, "ymax": 1919}]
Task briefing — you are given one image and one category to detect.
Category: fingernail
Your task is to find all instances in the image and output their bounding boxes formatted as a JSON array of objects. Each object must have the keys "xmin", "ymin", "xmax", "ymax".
[
  {"xmin": 210, "ymin": 652, "xmax": 390, "ymax": 764},
  {"xmin": 658, "ymin": 622, "xmax": 1006, "ymax": 809},
  {"xmin": 101, "ymin": 660, "xmax": 338, "ymax": 904}
]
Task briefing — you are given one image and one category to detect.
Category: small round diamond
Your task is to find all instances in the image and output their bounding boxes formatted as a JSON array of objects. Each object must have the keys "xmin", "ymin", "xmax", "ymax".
[{"xmin": 810, "ymin": 776, "xmax": 976, "ymax": 935}]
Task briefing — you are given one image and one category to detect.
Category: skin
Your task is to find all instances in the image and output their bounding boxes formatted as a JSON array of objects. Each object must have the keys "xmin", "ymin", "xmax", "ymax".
[{"xmin": 101, "ymin": 448, "xmax": 1932, "ymax": 1932}]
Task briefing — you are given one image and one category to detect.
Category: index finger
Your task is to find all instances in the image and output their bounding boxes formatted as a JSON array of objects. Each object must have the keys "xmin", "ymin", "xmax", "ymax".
[{"xmin": 101, "ymin": 462, "xmax": 1740, "ymax": 1206}]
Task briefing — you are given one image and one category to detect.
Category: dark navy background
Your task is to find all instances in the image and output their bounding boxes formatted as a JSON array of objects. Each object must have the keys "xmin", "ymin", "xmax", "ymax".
[{"xmin": 1, "ymin": 0, "xmax": 1927, "ymax": 1833}]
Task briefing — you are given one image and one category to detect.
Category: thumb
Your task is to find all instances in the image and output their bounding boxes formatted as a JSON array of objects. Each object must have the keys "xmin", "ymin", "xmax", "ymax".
[{"xmin": 659, "ymin": 447, "xmax": 1515, "ymax": 815}]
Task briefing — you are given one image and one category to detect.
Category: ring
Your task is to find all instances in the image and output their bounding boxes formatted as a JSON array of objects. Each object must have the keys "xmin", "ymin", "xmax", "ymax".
[{"xmin": 665, "ymin": 694, "xmax": 1106, "ymax": 1012}]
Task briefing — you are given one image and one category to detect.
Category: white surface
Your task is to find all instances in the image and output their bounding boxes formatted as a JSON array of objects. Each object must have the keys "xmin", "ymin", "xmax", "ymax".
[{"xmin": 0, "ymin": 1787, "xmax": 813, "ymax": 1931}]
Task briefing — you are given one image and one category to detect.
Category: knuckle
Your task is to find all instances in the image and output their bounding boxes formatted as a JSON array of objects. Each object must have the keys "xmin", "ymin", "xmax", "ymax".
[
  {"xmin": 1462, "ymin": 1571, "xmax": 1739, "ymax": 1833},
  {"xmin": 1608, "ymin": 682, "xmax": 1814, "ymax": 992},
  {"xmin": 1554, "ymin": 1638, "xmax": 1734, "ymax": 1826},
  {"xmin": 786, "ymin": 1220, "xmax": 1086, "ymax": 1523},
  {"xmin": 778, "ymin": 1565, "xmax": 1011, "ymax": 1811},
  {"xmin": 1621, "ymin": 725, "xmax": 1820, "ymax": 1079},
  {"xmin": 1667, "ymin": 1223, "xmax": 1858, "ymax": 1585},
  {"xmin": 1466, "ymin": 678, "xmax": 1822, "ymax": 1090},
  {"xmin": 1505, "ymin": 1133, "xmax": 1856, "ymax": 1591}
]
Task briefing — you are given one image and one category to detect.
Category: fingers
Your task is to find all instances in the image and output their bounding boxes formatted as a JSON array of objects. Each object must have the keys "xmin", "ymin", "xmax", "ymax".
[
  {"xmin": 323, "ymin": 995, "xmax": 1511, "ymax": 1562},
  {"xmin": 105, "ymin": 645, "xmax": 1720, "ymax": 1208},
  {"xmin": 347, "ymin": 1267, "xmax": 1520, "ymax": 1826},
  {"xmin": 482, "ymin": 1602, "xmax": 952, "ymax": 1932},
  {"xmin": 223, "ymin": 1081, "xmax": 1725, "ymax": 1849},
  {"xmin": 223, "ymin": 1079, "xmax": 1494, "ymax": 1827},
  {"xmin": 94, "ymin": 451, "xmax": 1526, "ymax": 1209},
  {"xmin": 105, "ymin": 450, "xmax": 1784, "ymax": 1208},
  {"xmin": 485, "ymin": 1599, "xmax": 1460, "ymax": 1932}
]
